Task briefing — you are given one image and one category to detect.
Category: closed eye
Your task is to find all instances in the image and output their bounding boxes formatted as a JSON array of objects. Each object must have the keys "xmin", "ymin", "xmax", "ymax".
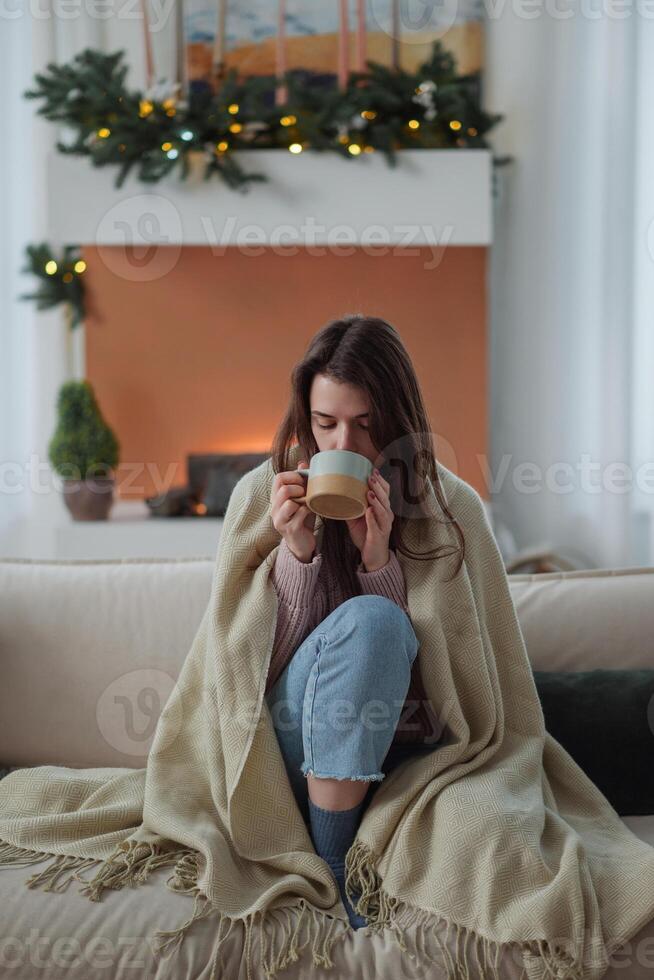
[{"xmin": 317, "ymin": 423, "xmax": 369, "ymax": 431}]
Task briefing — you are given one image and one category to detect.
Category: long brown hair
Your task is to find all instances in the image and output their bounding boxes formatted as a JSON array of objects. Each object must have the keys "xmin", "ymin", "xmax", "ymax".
[{"xmin": 270, "ymin": 313, "xmax": 465, "ymax": 596}]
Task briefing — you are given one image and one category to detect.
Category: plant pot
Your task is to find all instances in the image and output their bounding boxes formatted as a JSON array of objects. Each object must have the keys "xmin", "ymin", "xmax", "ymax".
[
  {"xmin": 185, "ymin": 149, "xmax": 209, "ymax": 184},
  {"xmin": 62, "ymin": 477, "xmax": 115, "ymax": 521}
]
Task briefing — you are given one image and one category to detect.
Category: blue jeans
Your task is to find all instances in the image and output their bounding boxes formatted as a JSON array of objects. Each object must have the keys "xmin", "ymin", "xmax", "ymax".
[{"xmin": 264, "ymin": 594, "xmax": 435, "ymax": 824}]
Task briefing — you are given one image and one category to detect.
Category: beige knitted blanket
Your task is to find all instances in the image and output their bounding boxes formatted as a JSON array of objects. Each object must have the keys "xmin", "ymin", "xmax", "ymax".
[{"xmin": 1, "ymin": 444, "xmax": 654, "ymax": 980}]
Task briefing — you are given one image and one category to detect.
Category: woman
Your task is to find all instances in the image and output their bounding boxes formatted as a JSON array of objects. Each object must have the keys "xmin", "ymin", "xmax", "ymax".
[{"xmin": 264, "ymin": 313, "xmax": 465, "ymax": 929}]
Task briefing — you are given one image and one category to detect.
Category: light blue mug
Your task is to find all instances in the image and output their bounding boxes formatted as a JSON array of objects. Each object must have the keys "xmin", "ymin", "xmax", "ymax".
[{"xmin": 295, "ymin": 449, "xmax": 373, "ymax": 520}]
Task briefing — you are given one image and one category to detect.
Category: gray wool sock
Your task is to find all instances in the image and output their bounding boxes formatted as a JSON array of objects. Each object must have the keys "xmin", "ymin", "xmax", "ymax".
[{"xmin": 308, "ymin": 796, "xmax": 368, "ymax": 929}]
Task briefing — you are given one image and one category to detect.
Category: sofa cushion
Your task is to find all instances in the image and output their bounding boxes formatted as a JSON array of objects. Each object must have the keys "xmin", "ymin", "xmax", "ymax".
[
  {"xmin": 533, "ymin": 669, "xmax": 654, "ymax": 816},
  {"xmin": 509, "ymin": 566, "xmax": 654, "ymax": 671},
  {"xmin": 0, "ymin": 558, "xmax": 215, "ymax": 771}
]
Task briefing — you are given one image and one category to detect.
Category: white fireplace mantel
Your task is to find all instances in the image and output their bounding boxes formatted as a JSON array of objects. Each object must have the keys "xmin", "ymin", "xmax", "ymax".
[
  {"xmin": 53, "ymin": 500, "xmax": 224, "ymax": 561},
  {"xmin": 48, "ymin": 148, "xmax": 493, "ymax": 247}
]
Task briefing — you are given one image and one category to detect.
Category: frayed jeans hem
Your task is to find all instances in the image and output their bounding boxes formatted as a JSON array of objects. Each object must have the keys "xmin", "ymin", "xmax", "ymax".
[{"xmin": 300, "ymin": 763, "xmax": 385, "ymax": 783}]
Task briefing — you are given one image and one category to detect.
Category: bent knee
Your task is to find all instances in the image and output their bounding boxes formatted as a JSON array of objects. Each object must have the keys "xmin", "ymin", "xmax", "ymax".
[
  {"xmin": 343, "ymin": 593, "xmax": 411, "ymax": 630},
  {"xmin": 339, "ymin": 595, "xmax": 419, "ymax": 664}
]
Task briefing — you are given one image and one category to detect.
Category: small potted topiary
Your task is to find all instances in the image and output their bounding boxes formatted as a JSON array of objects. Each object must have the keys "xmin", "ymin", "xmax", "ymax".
[{"xmin": 48, "ymin": 380, "xmax": 120, "ymax": 521}]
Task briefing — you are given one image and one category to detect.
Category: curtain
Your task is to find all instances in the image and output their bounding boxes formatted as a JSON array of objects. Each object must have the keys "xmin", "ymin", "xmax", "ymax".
[
  {"xmin": 485, "ymin": 12, "xmax": 649, "ymax": 569},
  {"xmin": 0, "ymin": 13, "xmax": 62, "ymax": 557},
  {"xmin": 0, "ymin": 5, "xmax": 160, "ymax": 557}
]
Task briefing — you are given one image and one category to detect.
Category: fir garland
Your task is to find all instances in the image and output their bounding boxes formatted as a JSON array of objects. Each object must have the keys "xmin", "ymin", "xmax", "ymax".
[
  {"xmin": 24, "ymin": 43, "xmax": 509, "ymax": 191},
  {"xmin": 19, "ymin": 243, "xmax": 86, "ymax": 329}
]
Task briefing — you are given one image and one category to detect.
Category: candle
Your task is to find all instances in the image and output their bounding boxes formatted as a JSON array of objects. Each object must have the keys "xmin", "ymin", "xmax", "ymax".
[
  {"xmin": 213, "ymin": 0, "xmax": 228, "ymax": 84},
  {"xmin": 176, "ymin": 0, "xmax": 187, "ymax": 97},
  {"xmin": 356, "ymin": 0, "xmax": 366, "ymax": 73},
  {"xmin": 140, "ymin": 0, "xmax": 155, "ymax": 89},
  {"xmin": 275, "ymin": 0, "xmax": 288, "ymax": 106},
  {"xmin": 391, "ymin": 0, "xmax": 400, "ymax": 71},
  {"xmin": 338, "ymin": 0, "xmax": 349, "ymax": 91}
]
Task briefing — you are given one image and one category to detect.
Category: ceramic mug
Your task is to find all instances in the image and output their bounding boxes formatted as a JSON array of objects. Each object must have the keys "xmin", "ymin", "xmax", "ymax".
[{"xmin": 294, "ymin": 449, "xmax": 374, "ymax": 520}]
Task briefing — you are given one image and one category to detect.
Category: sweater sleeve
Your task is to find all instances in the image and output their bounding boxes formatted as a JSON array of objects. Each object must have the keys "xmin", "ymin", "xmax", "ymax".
[
  {"xmin": 355, "ymin": 549, "xmax": 409, "ymax": 616},
  {"xmin": 265, "ymin": 538, "xmax": 323, "ymax": 695}
]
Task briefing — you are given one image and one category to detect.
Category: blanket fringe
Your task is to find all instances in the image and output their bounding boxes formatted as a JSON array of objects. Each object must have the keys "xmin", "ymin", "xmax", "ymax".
[
  {"xmin": 0, "ymin": 838, "xmax": 350, "ymax": 980},
  {"xmin": 152, "ymin": 888, "xmax": 350, "ymax": 980},
  {"xmin": 0, "ymin": 836, "xmax": 589, "ymax": 980},
  {"xmin": 151, "ymin": 848, "xmax": 350, "ymax": 980},
  {"xmin": 0, "ymin": 840, "xmax": 102, "ymax": 892},
  {"xmin": 345, "ymin": 837, "xmax": 587, "ymax": 980},
  {"xmin": 73, "ymin": 839, "xmax": 192, "ymax": 900}
]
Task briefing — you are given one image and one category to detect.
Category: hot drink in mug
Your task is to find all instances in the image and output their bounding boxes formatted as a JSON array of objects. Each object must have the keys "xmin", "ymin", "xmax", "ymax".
[{"xmin": 294, "ymin": 449, "xmax": 374, "ymax": 520}]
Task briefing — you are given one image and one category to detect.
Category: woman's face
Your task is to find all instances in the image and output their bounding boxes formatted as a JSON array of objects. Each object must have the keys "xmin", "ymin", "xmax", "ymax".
[{"xmin": 309, "ymin": 374, "xmax": 380, "ymax": 466}]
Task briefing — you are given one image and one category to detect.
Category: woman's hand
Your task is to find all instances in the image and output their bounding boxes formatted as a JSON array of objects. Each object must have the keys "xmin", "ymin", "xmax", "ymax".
[
  {"xmin": 345, "ymin": 468, "xmax": 394, "ymax": 571},
  {"xmin": 270, "ymin": 459, "xmax": 317, "ymax": 563}
]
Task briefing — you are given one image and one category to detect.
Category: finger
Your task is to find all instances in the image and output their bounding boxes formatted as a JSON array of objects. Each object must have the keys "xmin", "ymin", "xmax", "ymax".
[
  {"xmin": 367, "ymin": 485, "xmax": 390, "ymax": 517},
  {"xmin": 375, "ymin": 476, "xmax": 390, "ymax": 502},
  {"xmin": 280, "ymin": 464, "xmax": 307, "ymax": 488},
  {"xmin": 365, "ymin": 504, "xmax": 383, "ymax": 533},
  {"xmin": 367, "ymin": 490, "xmax": 392, "ymax": 531},
  {"xmin": 369, "ymin": 472, "xmax": 389, "ymax": 504},
  {"xmin": 282, "ymin": 498, "xmax": 308, "ymax": 525},
  {"xmin": 275, "ymin": 488, "xmax": 303, "ymax": 516}
]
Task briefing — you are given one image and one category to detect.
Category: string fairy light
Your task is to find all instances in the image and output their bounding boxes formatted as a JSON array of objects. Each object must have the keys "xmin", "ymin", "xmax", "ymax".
[{"xmin": 24, "ymin": 44, "xmax": 505, "ymax": 192}]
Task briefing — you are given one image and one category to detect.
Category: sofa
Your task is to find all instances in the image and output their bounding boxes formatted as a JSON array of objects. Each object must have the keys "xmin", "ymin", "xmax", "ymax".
[{"xmin": 1, "ymin": 555, "xmax": 654, "ymax": 979}]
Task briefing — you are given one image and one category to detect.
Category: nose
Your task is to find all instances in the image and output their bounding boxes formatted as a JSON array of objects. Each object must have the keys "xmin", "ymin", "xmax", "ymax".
[{"xmin": 334, "ymin": 428, "xmax": 358, "ymax": 453}]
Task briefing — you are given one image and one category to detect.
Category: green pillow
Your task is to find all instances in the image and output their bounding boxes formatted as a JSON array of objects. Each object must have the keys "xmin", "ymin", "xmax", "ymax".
[{"xmin": 533, "ymin": 669, "xmax": 654, "ymax": 816}]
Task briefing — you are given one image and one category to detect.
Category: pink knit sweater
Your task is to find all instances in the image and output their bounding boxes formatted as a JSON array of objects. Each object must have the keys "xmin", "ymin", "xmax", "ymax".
[{"xmin": 266, "ymin": 537, "xmax": 443, "ymax": 746}]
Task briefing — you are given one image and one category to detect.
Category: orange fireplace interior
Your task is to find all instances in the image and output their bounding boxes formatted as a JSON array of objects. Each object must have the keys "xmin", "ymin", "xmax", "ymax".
[{"xmin": 81, "ymin": 244, "xmax": 488, "ymax": 500}]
